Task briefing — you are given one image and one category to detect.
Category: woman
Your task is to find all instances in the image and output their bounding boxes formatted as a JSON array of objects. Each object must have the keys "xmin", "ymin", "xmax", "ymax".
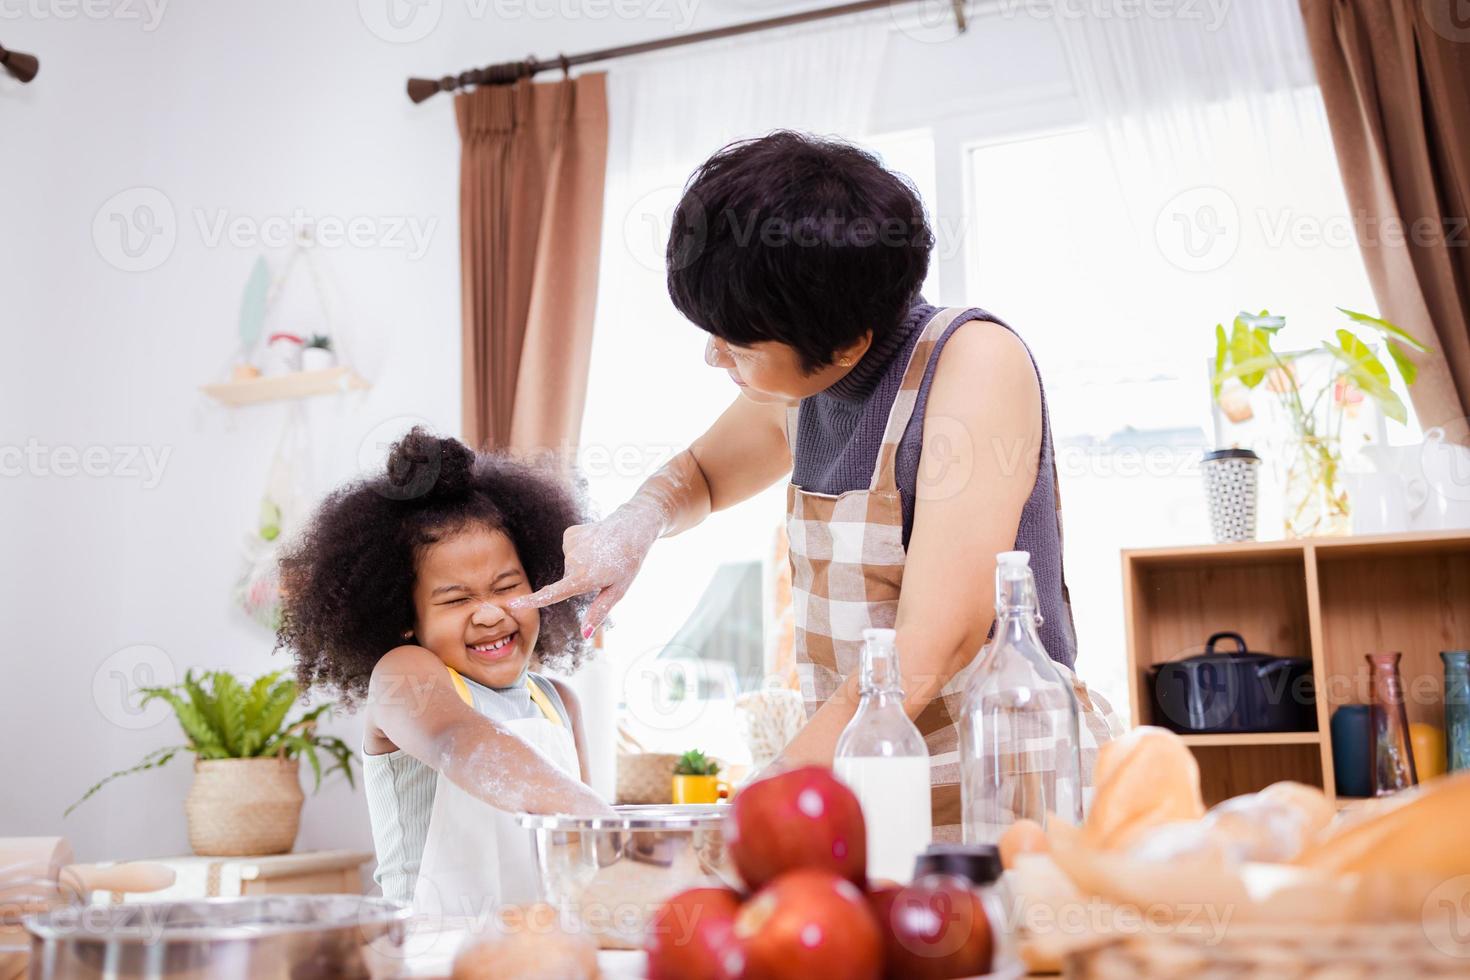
[{"xmin": 515, "ymin": 131, "xmax": 1112, "ymax": 840}]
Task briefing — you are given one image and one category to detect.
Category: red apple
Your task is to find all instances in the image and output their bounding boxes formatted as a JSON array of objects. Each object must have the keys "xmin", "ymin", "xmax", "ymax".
[
  {"xmin": 728, "ymin": 766, "xmax": 867, "ymax": 889},
  {"xmin": 646, "ymin": 886, "xmax": 746, "ymax": 980},
  {"xmin": 734, "ymin": 868, "xmax": 882, "ymax": 980},
  {"xmin": 867, "ymin": 874, "xmax": 993, "ymax": 979}
]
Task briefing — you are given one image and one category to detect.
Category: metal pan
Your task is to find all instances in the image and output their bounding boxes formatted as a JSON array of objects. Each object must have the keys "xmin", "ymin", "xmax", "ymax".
[{"xmin": 24, "ymin": 894, "xmax": 409, "ymax": 979}]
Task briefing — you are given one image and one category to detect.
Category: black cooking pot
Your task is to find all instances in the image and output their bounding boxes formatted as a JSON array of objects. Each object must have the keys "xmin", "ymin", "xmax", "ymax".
[{"xmin": 1150, "ymin": 632, "xmax": 1316, "ymax": 734}]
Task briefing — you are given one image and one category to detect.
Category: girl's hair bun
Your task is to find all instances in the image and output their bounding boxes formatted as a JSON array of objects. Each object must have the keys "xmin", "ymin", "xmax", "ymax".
[{"xmin": 382, "ymin": 427, "xmax": 475, "ymax": 501}]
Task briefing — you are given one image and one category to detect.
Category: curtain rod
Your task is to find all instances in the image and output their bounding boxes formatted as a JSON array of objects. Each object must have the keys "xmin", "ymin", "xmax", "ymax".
[{"xmin": 407, "ymin": 0, "xmax": 965, "ymax": 103}]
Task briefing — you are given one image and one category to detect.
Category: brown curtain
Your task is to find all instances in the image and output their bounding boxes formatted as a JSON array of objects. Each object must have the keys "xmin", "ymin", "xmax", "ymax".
[
  {"xmin": 1300, "ymin": 0, "xmax": 1470, "ymax": 439},
  {"xmin": 456, "ymin": 73, "xmax": 609, "ymax": 456}
]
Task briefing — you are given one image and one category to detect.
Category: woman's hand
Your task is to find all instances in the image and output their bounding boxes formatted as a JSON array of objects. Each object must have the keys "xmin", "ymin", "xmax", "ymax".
[{"xmin": 510, "ymin": 500, "xmax": 666, "ymax": 636}]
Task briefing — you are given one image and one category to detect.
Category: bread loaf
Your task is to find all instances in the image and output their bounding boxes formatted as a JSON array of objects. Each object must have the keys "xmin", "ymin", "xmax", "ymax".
[
  {"xmin": 451, "ymin": 904, "xmax": 601, "ymax": 980},
  {"xmin": 1083, "ymin": 727, "xmax": 1205, "ymax": 850}
]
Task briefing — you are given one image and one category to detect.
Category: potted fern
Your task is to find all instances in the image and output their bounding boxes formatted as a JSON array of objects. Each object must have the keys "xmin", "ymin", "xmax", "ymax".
[
  {"xmin": 68, "ymin": 670, "xmax": 355, "ymax": 856},
  {"xmin": 671, "ymin": 749, "xmax": 727, "ymax": 804}
]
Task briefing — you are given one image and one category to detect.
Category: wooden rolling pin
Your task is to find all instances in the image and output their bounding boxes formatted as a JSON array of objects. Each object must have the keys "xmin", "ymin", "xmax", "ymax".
[{"xmin": 1, "ymin": 837, "xmax": 176, "ymax": 980}]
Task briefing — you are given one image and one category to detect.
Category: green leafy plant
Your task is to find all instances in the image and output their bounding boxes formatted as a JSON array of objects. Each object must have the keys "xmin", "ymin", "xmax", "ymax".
[
  {"xmin": 67, "ymin": 670, "xmax": 355, "ymax": 816},
  {"xmin": 304, "ymin": 334, "xmax": 333, "ymax": 351},
  {"xmin": 1211, "ymin": 307, "xmax": 1430, "ymax": 535},
  {"xmin": 673, "ymin": 749, "xmax": 720, "ymax": 777}
]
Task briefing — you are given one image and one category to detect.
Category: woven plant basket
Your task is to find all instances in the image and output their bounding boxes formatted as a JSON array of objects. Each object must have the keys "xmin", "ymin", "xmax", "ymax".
[
  {"xmin": 185, "ymin": 757, "xmax": 304, "ymax": 856},
  {"xmin": 615, "ymin": 753, "xmax": 683, "ymax": 805}
]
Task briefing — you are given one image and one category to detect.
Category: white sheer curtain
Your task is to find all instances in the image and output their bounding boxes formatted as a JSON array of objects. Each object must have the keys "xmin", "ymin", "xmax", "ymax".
[
  {"xmin": 1047, "ymin": 0, "xmax": 1357, "ymax": 309},
  {"xmin": 984, "ymin": 1, "xmax": 1385, "ymax": 718},
  {"xmin": 566, "ymin": 22, "xmax": 892, "ymax": 793}
]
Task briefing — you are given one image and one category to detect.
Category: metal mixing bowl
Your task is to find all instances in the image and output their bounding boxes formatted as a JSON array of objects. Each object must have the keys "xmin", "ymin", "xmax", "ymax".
[
  {"xmin": 517, "ymin": 804, "xmax": 737, "ymax": 949},
  {"xmin": 24, "ymin": 894, "xmax": 409, "ymax": 979}
]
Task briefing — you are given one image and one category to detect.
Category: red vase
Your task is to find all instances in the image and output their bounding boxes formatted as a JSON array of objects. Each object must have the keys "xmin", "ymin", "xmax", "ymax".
[{"xmin": 1366, "ymin": 652, "xmax": 1418, "ymax": 796}]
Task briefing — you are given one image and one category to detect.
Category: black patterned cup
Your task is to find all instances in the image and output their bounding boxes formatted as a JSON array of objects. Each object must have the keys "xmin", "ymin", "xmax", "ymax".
[{"xmin": 1203, "ymin": 448, "xmax": 1261, "ymax": 543}]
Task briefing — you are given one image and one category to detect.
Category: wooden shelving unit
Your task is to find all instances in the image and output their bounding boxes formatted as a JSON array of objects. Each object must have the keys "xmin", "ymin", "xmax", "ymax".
[
  {"xmin": 201, "ymin": 366, "xmax": 368, "ymax": 406},
  {"xmin": 1123, "ymin": 530, "xmax": 1470, "ymax": 805}
]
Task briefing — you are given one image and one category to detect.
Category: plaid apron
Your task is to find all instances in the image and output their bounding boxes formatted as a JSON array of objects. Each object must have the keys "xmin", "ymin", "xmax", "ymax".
[{"xmin": 786, "ymin": 307, "xmax": 1118, "ymax": 842}]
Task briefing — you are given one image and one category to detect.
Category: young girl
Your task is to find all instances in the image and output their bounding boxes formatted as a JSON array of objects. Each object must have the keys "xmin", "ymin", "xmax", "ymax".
[{"xmin": 278, "ymin": 428, "xmax": 611, "ymax": 910}]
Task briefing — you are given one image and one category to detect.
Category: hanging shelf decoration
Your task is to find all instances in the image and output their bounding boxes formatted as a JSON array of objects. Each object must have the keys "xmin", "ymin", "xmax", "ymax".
[{"xmin": 201, "ymin": 227, "xmax": 369, "ymax": 406}]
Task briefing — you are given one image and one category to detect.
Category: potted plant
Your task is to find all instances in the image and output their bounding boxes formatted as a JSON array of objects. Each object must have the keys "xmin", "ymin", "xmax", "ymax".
[
  {"xmin": 301, "ymin": 334, "xmax": 336, "ymax": 372},
  {"xmin": 671, "ymin": 749, "xmax": 728, "ymax": 804},
  {"xmin": 68, "ymin": 670, "xmax": 356, "ymax": 856},
  {"xmin": 1211, "ymin": 308, "xmax": 1429, "ymax": 538}
]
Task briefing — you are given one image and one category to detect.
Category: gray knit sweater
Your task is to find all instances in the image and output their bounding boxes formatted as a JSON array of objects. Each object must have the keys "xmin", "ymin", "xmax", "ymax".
[{"xmin": 790, "ymin": 300, "xmax": 1077, "ymax": 668}]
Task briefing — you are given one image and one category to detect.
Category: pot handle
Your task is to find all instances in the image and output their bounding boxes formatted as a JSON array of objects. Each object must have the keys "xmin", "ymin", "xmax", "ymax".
[{"xmin": 1204, "ymin": 632, "xmax": 1249, "ymax": 656}]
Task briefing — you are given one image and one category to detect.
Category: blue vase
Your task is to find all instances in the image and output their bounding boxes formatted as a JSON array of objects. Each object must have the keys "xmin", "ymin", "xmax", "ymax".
[
  {"xmin": 1444, "ymin": 651, "xmax": 1470, "ymax": 774},
  {"xmin": 1330, "ymin": 704, "xmax": 1372, "ymax": 798}
]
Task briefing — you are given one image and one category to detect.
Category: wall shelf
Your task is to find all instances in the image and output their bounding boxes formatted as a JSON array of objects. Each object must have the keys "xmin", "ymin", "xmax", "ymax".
[
  {"xmin": 1122, "ymin": 530, "xmax": 1470, "ymax": 805},
  {"xmin": 201, "ymin": 367, "xmax": 369, "ymax": 406},
  {"xmin": 1174, "ymin": 732, "xmax": 1322, "ymax": 747}
]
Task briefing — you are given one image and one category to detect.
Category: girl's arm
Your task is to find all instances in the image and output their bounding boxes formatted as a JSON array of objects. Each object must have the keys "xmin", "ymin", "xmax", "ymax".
[
  {"xmin": 368, "ymin": 645, "xmax": 613, "ymax": 817},
  {"xmin": 776, "ymin": 320, "xmax": 1043, "ymax": 765},
  {"xmin": 547, "ymin": 677, "xmax": 593, "ymax": 786}
]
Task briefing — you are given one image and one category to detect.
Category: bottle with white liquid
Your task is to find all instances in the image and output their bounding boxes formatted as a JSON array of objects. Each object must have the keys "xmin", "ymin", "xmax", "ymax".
[{"xmin": 834, "ymin": 628, "xmax": 932, "ymax": 883}]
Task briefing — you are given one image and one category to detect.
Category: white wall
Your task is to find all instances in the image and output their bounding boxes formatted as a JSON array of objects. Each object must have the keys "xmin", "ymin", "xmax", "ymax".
[{"xmin": 0, "ymin": 0, "xmax": 1074, "ymax": 865}]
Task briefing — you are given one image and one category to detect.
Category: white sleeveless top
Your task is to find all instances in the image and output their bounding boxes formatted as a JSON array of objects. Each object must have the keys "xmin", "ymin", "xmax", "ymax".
[{"xmin": 361, "ymin": 670, "xmax": 570, "ymax": 904}]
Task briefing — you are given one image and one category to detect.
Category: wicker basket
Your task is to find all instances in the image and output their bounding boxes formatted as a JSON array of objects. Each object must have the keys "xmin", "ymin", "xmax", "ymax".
[
  {"xmin": 1066, "ymin": 922, "xmax": 1470, "ymax": 978},
  {"xmin": 185, "ymin": 758, "xmax": 304, "ymax": 856},
  {"xmin": 615, "ymin": 753, "xmax": 683, "ymax": 805}
]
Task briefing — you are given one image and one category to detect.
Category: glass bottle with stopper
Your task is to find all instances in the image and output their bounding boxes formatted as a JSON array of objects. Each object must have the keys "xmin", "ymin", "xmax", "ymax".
[
  {"xmin": 834, "ymin": 627, "xmax": 933, "ymax": 882},
  {"xmin": 960, "ymin": 551, "xmax": 1082, "ymax": 844}
]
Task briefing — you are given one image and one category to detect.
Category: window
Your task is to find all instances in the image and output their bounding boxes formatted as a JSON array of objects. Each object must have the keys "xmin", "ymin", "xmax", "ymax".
[{"xmin": 964, "ymin": 116, "xmax": 1385, "ymax": 714}]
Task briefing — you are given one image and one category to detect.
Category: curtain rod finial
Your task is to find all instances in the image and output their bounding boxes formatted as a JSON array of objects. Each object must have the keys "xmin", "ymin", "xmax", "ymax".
[
  {"xmin": 407, "ymin": 77, "xmax": 440, "ymax": 103},
  {"xmin": 0, "ymin": 44, "xmax": 40, "ymax": 83}
]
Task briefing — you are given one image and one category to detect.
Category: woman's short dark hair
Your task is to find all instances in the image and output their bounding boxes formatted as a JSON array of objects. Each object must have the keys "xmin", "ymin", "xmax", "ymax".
[
  {"xmin": 276, "ymin": 428, "xmax": 592, "ymax": 703},
  {"xmin": 666, "ymin": 130, "xmax": 933, "ymax": 373}
]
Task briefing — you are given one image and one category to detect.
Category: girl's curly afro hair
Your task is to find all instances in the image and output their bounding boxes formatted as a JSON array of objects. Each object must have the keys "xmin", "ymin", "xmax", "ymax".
[{"xmin": 276, "ymin": 428, "xmax": 593, "ymax": 704}]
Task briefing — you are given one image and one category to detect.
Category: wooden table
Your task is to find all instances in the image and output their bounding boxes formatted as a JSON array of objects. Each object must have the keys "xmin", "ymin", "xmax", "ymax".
[{"xmin": 89, "ymin": 849, "xmax": 374, "ymax": 901}]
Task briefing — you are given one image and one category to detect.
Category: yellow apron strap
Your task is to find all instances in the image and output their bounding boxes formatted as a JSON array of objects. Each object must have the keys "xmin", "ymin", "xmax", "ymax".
[
  {"xmin": 444, "ymin": 665, "xmax": 474, "ymax": 707},
  {"xmin": 444, "ymin": 664, "xmax": 564, "ymax": 728},
  {"xmin": 526, "ymin": 677, "xmax": 566, "ymax": 728}
]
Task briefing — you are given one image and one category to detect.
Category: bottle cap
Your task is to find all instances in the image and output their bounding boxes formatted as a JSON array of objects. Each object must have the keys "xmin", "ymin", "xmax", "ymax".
[
  {"xmin": 862, "ymin": 628, "xmax": 897, "ymax": 645},
  {"xmin": 997, "ymin": 551, "xmax": 1030, "ymax": 566},
  {"xmin": 912, "ymin": 843, "xmax": 1002, "ymax": 886}
]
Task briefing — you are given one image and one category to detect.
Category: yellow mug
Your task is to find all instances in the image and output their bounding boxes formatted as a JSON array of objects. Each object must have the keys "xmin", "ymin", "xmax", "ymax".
[{"xmin": 671, "ymin": 774, "xmax": 730, "ymax": 804}]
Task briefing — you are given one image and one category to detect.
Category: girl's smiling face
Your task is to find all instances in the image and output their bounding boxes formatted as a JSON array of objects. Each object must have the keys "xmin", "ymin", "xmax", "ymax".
[{"xmin": 411, "ymin": 523, "xmax": 540, "ymax": 689}]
